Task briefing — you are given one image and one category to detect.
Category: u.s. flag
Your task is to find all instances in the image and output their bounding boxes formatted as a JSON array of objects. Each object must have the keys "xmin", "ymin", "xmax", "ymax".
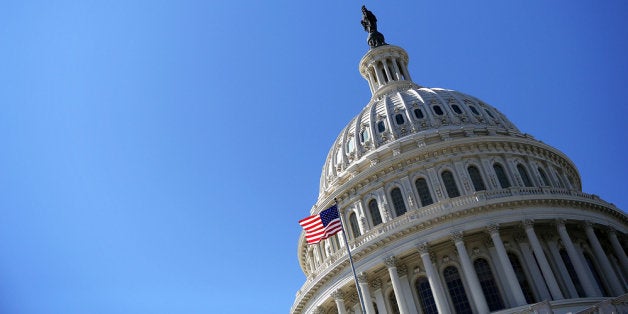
[{"xmin": 299, "ymin": 205, "xmax": 342, "ymax": 244}]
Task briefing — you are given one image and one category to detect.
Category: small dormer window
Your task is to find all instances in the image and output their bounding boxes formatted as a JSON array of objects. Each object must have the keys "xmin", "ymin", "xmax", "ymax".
[
  {"xmin": 469, "ymin": 105, "xmax": 480, "ymax": 115},
  {"xmin": 433, "ymin": 105, "xmax": 444, "ymax": 116},
  {"xmin": 485, "ymin": 109, "xmax": 495, "ymax": 118},
  {"xmin": 451, "ymin": 104, "xmax": 462, "ymax": 114},
  {"xmin": 414, "ymin": 108, "xmax": 424, "ymax": 119},
  {"xmin": 395, "ymin": 114, "xmax": 405, "ymax": 125},
  {"xmin": 377, "ymin": 121, "xmax": 386, "ymax": 133}
]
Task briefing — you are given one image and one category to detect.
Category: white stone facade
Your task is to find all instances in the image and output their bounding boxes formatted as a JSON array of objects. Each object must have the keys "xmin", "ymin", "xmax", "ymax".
[{"xmin": 292, "ymin": 43, "xmax": 627, "ymax": 314}]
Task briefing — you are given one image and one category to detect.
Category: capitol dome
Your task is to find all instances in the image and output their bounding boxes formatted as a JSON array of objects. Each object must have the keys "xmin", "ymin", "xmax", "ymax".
[
  {"xmin": 320, "ymin": 79, "xmax": 523, "ymax": 196},
  {"xmin": 294, "ymin": 7, "xmax": 627, "ymax": 314}
]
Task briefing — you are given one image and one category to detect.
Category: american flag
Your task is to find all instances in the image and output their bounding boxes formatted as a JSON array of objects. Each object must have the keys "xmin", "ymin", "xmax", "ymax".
[{"xmin": 299, "ymin": 205, "xmax": 342, "ymax": 244}]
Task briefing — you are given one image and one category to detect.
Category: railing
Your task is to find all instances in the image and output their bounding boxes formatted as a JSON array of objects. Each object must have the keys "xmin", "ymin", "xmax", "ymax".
[
  {"xmin": 292, "ymin": 187, "xmax": 623, "ymax": 311},
  {"xmin": 575, "ymin": 293, "xmax": 628, "ymax": 314}
]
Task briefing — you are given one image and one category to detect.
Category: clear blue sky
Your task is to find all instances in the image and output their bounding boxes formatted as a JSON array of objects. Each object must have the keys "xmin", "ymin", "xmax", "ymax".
[{"xmin": 1, "ymin": 1, "xmax": 626, "ymax": 313}]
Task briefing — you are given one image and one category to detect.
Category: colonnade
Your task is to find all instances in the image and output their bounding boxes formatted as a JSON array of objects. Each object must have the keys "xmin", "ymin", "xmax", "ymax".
[{"xmin": 320, "ymin": 220, "xmax": 627, "ymax": 314}]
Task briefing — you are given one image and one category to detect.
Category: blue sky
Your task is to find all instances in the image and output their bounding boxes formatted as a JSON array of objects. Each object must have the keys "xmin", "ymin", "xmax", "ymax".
[{"xmin": 0, "ymin": 1, "xmax": 626, "ymax": 313}]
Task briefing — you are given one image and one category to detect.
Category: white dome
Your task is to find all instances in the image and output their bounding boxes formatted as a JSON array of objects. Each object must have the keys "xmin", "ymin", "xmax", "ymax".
[{"xmin": 320, "ymin": 85, "xmax": 521, "ymax": 198}]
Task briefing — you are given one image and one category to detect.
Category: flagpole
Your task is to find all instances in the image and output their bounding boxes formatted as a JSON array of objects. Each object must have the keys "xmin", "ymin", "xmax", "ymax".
[{"xmin": 335, "ymin": 199, "xmax": 367, "ymax": 314}]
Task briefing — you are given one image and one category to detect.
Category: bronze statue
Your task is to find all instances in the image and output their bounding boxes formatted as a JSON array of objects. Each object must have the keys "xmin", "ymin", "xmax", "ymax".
[
  {"xmin": 361, "ymin": 6, "xmax": 386, "ymax": 48},
  {"xmin": 361, "ymin": 5, "xmax": 377, "ymax": 33}
]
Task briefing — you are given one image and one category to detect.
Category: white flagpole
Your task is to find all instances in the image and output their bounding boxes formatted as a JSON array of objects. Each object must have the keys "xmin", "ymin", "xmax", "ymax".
[{"xmin": 335, "ymin": 200, "xmax": 367, "ymax": 314}]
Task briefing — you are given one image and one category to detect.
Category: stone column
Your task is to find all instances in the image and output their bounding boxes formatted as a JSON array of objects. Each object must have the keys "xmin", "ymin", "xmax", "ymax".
[
  {"xmin": 487, "ymin": 224, "xmax": 528, "ymax": 305},
  {"xmin": 584, "ymin": 222, "xmax": 624, "ymax": 295},
  {"xmin": 398, "ymin": 265, "xmax": 419, "ymax": 314},
  {"xmin": 417, "ymin": 243, "xmax": 449, "ymax": 314},
  {"xmin": 546, "ymin": 238, "xmax": 578, "ymax": 298},
  {"xmin": 607, "ymin": 228, "xmax": 628, "ymax": 279},
  {"xmin": 358, "ymin": 273, "xmax": 376, "ymax": 314},
  {"xmin": 523, "ymin": 220, "xmax": 564, "ymax": 300},
  {"xmin": 381, "ymin": 60, "xmax": 393, "ymax": 83},
  {"xmin": 372, "ymin": 279, "xmax": 389, "ymax": 314},
  {"xmin": 400, "ymin": 177, "xmax": 418, "ymax": 211},
  {"xmin": 390, "ymin": 57, "xmax": 402, "ymax": 80},
  {"xmin": 385, "ymin": 256, "xmax": 410, "ymax": 314},
  {"xmin": 575, "ymin": 242, "xmax": 603, "ymax": 296},
  {"xmin": 373, "ymin": 63, "xmax": 385, "ymax": 86},
  {"xmin": 518, "ymin": 241, "xmax": 551, "ymax": 301},
  {"xmin": 400, "ymin": 60, "xmax": 411, "ymax": 81},
  {"xmin": 486, "ymin": 240, "xmax": 516, "ymax": 306},
  {"xmin": 451, "ymin": 232, "xmax": 490, "ymax": 314},
  {"xmin": 332, "ymin": 290, "xmax": 347, "ymax": 314},
  {"xmin": 375, "ymin": 188, "xmax": 391, "ymax": 223},
  {"xmin": 306, "ymin": 247, "xmax": 315, "ymax": 273},
  {"xmin": 366, "ymin": 70, "xmax": 376, "ymax": 93},
  {"xmin": 556, "ymin": 219, "xmax": 601, "ymax": 297}
]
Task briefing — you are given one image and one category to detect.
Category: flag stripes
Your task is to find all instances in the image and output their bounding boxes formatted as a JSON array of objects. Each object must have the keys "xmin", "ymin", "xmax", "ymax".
[{"xmin": 299, "ymin": 205, "xmax": 342, "ymax": 244}]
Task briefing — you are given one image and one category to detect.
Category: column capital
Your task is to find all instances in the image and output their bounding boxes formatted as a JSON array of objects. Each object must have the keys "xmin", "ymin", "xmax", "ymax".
[
  {"xmin": 523, "ymin": 219, "xmax": 535, "ymax": 229},
  {"xmin": 370, "ymin": 278, "xmax": 383, "ymax": 290},
  {"xmin": 331, "ymin": 289, "xmax": 344, "ymax": 301},
  {"xmin": 384, "ymin": 256, "xmax": 397, "ymax": 268},
  {"xmin": 606, "ymin": 226, "xmax": 617, "ymax": 236},
  {"xmin": 583, "ymin": 220, "xmax": 594, "ymax": 229},
  {"xmin": 417, "ymin": 242, "xmax": 430, "ymax": 254},
  {"xmin": 357, "ymin": 272, "xmax": 369, "ymax": 283},
  {"xmin": 513, "ymin": 231, "xmax": 527, "ymax": 243},
  {"xmin": 397, "ymin": 264, "xmax": 408, "ymax": 277},
  {"xmin": 451, "ymin": 231, "xmax": 464, "ymax": 242},
  {"xmin": 555, "ymin": 218, "xmax": 567, "ymax": 227},
  {"xmin": 486, "ymin": 223, "xmax": 499, "ymax": 234}
]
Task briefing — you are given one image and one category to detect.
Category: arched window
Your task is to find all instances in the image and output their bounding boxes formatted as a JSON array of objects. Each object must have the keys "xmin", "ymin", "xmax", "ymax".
[
  {"xmin": 441, "ymin": 170, "xmax": 460, "ymax": 198},
  {"xmin": 467, "ymin": 165, "xmax": 486, "ymax": 191},
  {"xmin": 360, "ymin": 129, "xmax": 370, "ymax": 143},
  {"xmin": 560, "ymin": 249, "xmax": 584, "ymax": 297},
  {"xmin": 517, "ymin": 164, "xmax": 533, "ymax": 187},
  {"xmin": 474, "ymin": 258, "xmax": 505, "ymax": 311},
  {"xmin": 368, "ymin": 199, "xmax": 382, "ymax": 226},
  {"xmin": 415, "ymin": 277, "xmax": 437, "ymax": 314},
  {"xmin": 349, "ymin": 212, "xmax": 361, "ymax": 239},
  {"xmin": 443, "ymin": 266, "xmax": 472, "ymax": 314},
  {"xmin": 415, "ymin": 178, "xmax": 434, "ymax": 206},
  {"xmin": 538, "ymin": 167, "xmax": 550, "ymax": 186},
  {"xmin": 508, "ymin": 252, "xmax": 536, "ymax": 303},
  {"xmin": 493, "ymin": 163, "xmax": 511, "ymax": 188},
  {"xmin": 388, "ymin": 291, "xmax": 400, "ymax": 314},
  {"xmin": 377, "ymin": 121, "xmax": 386, "ymax": 133},
  {"xmin": 390, "ymin": 187, "xmax": 407, "ymax": 216}
]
